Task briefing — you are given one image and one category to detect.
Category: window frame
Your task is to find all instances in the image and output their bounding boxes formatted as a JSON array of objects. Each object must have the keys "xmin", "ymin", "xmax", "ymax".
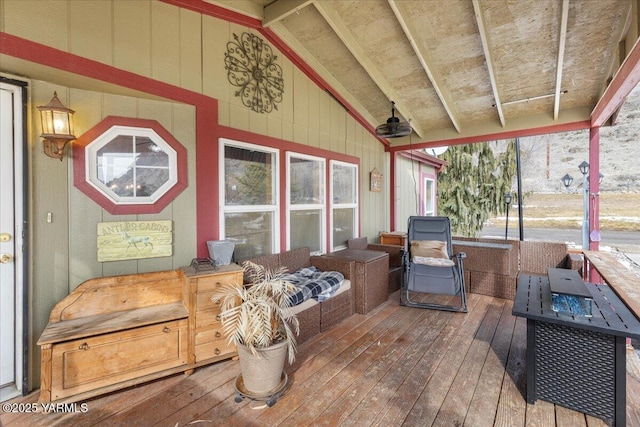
[
  {"xmin": 73, "ymin": 116, "xmax": 188, "ymax": 215},
  {"xmin": 286, "ymin": 152, "xmax": 326, "ymax": 254},
  {"xmin": 85, "ymin": 125, "xmax": 178, "ymax": 205},
  {"xmin": 329, "ymin": 160, "xmax": 359, "ymax": 251},
  {"xmin": 219, "ymin": 138, "xmax": 280, "ymax": 257},
  {"xmin": 423, "ymin": 176, "xmax": 436, "ymax": 216}
]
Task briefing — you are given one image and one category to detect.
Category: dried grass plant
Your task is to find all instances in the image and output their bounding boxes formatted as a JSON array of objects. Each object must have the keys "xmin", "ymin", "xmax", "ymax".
[{"xmin": 212, "ymin": 261, "xmax": 299, "ymax": 363}]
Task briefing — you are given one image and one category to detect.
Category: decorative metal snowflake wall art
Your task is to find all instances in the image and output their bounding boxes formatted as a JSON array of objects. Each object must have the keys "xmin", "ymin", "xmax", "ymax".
[{"xmin": 224, "ymin": 32, "xmax": 284, "ymax": 114}]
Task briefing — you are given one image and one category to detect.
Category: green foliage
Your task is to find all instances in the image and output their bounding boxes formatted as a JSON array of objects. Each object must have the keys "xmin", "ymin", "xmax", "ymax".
[
  {"xmin": 237, "ymin": 163, "xmax": 271, "ymax": 204},
  {"xmin": 437, "ymin": 140, "xmax": 517, "ymax": 237}
]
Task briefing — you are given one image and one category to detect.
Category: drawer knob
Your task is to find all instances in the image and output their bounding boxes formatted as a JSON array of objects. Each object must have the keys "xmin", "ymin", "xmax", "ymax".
[
  {"xmin": 163, "ymin": 326, "xmax": 170, "ymax": 333},
  {"xmin": 79, "ymin": 342, "xmax": 89, "ymax": 350},
  {"xmin": 216, "ymin": 282, "xmax": 221, "ymax": 288},
  {"xmin": 215, "ymin": 331, "xmax": 221, "ymax": 338},
  {"xmin": 215, "ymin": 314, "xmax": 221, "ymax": 321},
  {"xmin": 213, "ymin": 298, "xmax": 221, "ymax": 305},
  {"xmin": 214, "ymin": 348, "xmax": 221, "ymax": 355}
]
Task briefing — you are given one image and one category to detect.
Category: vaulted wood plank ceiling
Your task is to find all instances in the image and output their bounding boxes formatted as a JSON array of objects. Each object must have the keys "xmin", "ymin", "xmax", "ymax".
[{"xmin": 209, "ymin": 0, "xmax": 639, "ymax": 148}]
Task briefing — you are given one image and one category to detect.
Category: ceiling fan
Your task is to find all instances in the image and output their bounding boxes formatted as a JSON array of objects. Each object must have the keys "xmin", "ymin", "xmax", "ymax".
[{"xmin": 376, "ymin": 101, "xmax": 412, "ymax": 138}]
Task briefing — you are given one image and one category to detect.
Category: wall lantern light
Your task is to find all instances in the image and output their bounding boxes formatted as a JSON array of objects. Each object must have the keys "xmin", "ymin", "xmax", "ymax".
[{"xmin": 37, "ymin": 92, "xmax": 76, "ymax": 160}]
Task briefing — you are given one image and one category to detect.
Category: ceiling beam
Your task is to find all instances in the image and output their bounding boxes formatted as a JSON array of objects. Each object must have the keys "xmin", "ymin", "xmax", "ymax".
[
  {"xmin": 591, "ymin": 37, "xmax": 640, "ymax": 127},
  {"xmin": 313, "ymin": 1, "xmax": 424, "ymax": 137},
  {"xmin": 388, "ymin": 0, "xmax": 462, "ymax": 133},
  {"xmin": 265, "ymin": 22, "xmax": 378, "ymax": 124},
  {"xmin": 202, "ymin": 0, "xmax": 265, "ymax": 20},
  {"xmin": 263, "ymin": 0, "xmax": 313, "ymax": 28},
  {"xmin": 263, "ymin": 22, "xmax": 388, "ymax": 145},
  {"xmin": 472, "ymin": 0, "xmax": 505, "ymax": 127},
  {"xmin": 553, "ymin": 0, "xmax": 570, "ymax": 120}
]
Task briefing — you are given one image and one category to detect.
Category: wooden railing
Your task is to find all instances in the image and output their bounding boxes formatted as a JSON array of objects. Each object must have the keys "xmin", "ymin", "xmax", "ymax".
[{"xmin": 583, "ymin": 250, "xmax": 640, "ymax": 320}]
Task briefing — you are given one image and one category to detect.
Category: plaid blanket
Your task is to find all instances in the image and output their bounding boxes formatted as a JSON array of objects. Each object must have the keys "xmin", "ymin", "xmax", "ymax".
[{"xmin": 282, "ymin": 266, "xmax": 344, "ymax": 306}]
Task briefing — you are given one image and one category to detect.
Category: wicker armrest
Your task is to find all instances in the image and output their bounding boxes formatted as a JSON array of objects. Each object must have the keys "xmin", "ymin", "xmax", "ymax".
[
  {"xmin": 367, "ymin": 243, "xmax": 403, "ymax": 267},
  {"xmin": 310, "ymin": 256, "xmax": 355, "ymax": 281}
]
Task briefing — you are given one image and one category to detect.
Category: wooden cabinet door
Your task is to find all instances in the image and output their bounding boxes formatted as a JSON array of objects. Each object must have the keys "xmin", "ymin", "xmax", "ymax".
[{"xmin": 50, "ymin": 320, "xmax": 188, "ymax": 400}]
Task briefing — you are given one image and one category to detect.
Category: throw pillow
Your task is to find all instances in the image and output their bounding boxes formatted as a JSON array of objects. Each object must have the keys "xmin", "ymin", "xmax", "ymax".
[
  {"xmin": 413, "ymin": 255, "xmax": 455, "ymax": 267},
  {"xmin": 411, "ymin": 240, "xmax": 448, "ymax": 260}
]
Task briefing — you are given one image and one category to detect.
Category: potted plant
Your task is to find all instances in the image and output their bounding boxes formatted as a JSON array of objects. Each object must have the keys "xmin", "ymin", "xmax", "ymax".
[{"xmin": 213, "ymin": 261, "xmax": 299, "ymax": 395}]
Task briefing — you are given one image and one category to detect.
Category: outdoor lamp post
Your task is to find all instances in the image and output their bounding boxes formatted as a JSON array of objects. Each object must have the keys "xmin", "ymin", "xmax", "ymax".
[
  {"xmin": 578, "ymin": 161, "xmax": 589, "ymax": 250},
  {"xmin": 504, "ymin": 193, "xmax": 512, "ymax": 240},
  {"xmin": 561, "ymin": 163, "xmax": 604, "ymax": 251}
]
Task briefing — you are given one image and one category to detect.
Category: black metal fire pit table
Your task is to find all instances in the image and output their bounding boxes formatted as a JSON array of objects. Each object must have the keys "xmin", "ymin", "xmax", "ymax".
[{"xmin": 513, "ymin": 268, "xmax": 640, "ymax": 427}]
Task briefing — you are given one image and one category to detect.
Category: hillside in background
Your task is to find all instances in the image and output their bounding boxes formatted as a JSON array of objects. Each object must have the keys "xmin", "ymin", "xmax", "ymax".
[{"xmin": 517, "ymin": 85, "xmax": 639, "ymax": 193}]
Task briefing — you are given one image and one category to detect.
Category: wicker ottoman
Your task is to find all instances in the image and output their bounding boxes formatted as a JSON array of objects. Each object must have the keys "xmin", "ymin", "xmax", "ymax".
[{"xmin": 325, "ymin": 249, "xmax": 389, "ymax": 314}]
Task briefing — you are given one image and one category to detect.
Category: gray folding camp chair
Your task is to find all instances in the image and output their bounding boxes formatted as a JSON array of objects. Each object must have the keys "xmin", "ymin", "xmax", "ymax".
[{"xmin": 401, "ymin": 216, "xmax": 468, "ymax": 312}]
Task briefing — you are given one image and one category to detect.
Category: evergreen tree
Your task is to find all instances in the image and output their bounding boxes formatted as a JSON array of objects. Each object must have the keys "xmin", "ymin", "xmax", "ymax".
[
  {"xmin": 437, "ymin": 140, "xmax": 517, "ymax": 237},
  {"xmin": 237, "ymin": 163, "xmax": 271, "ymax": 205}
]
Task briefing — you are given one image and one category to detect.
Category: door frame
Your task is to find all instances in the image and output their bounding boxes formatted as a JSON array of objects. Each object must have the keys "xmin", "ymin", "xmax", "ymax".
[{"xmin": 0, "ymin": 76, "xmax": 29, "ymax": 398}]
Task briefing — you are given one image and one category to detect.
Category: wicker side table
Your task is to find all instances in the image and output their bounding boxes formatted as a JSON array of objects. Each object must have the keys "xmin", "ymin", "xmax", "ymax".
[
  {"xmin": 325, "ymin": 248, "xmax": 389, "ymax": 314},
  {"xmin": 513, "ymin": 273, "xmax": 640, "ymax": 427}
]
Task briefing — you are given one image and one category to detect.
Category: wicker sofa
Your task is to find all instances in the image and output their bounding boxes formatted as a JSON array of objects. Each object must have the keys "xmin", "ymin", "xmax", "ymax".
[
  {"xmin": 451, "ymin": 237, "xmax": 576, "ymax": 300},
  {"xmin": 242, "ymin": 247, "xmax": 355, "ymax": 344}
]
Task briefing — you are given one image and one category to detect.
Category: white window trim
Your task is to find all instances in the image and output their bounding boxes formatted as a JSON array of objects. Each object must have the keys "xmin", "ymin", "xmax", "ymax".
[
  {"xmin": 286, "ymin": 151, "xmax": 326, "ymax": 254},
  {"xmin": 329, "ymin": 160, "xmax": 359, "ymax": 251},
  {"xmin": 85, "ymin": 125, "xmax": 177, "ymax": 205},
  {"xmin": 219, "ymin": 138, "xmax": 280, "ymax": 255},
  {"xmin": 423, "ymin": 176, "xmax": 435, "ymax": 216}
]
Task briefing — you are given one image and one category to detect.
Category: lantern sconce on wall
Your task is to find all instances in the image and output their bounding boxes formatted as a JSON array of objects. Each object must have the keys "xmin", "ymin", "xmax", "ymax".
[{"xmin": 37, "ymin": 92, "xmax": 76, "ymax": 160}]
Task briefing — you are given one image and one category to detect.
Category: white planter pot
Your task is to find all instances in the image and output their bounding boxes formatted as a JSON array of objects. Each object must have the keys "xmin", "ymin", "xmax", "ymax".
[{"xmin": 236, "ymin": 339, "xmax": 288, "ymax": 395}]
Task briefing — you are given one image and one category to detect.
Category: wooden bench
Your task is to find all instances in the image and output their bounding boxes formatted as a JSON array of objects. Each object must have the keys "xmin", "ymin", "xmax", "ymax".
[
  {"xmin": 37, "ymin": 270, "xmax": 190, "ymax": 403},
  {"xmin": 583, "ymin": 250, "xmax": 640, "ymax": 320}
]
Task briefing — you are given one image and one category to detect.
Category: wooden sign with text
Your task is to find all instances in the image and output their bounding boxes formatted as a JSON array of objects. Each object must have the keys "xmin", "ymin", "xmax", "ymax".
[{"xmin": 97, "ymin": 221, "xmax": 172, "ymax": 262}]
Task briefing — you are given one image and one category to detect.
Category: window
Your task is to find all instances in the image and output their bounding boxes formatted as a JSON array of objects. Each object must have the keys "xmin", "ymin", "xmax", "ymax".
[
  {"xmin": 220, "ymin": 139, "xmax": 279, "ymax": 260},
  {"xmin": 423, "ymin": 177, "xmax": 435, "ymax": 216},
  {"xmin": 87, "ymin": 127, "xmax": 176, "ymax": 204},
  {"xmin": 73, "ymin": 117, "xmax": 187, "ymax": 215},
  {"xmin": 330, "ymin": 160, "xmax": 358, "ymax": 250},
  {"xmin": 287, "ymin": 153, "xmax": 325, "ymax": 254}
]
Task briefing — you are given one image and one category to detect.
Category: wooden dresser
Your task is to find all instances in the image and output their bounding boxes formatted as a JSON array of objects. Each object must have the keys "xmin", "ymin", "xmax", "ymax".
[
  {"xmin": 38, "ymin": 265, "xmax": 243, "ymax": 403},
  {"xmin": 183, "ymin": 264, "xmax": 244, "ymax": 366}
]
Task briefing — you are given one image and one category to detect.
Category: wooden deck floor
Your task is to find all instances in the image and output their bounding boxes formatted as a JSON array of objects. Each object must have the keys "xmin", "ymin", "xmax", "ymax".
[{"xmin": 3, "ymin": 291, "xmax": 640, "ymax": 427}]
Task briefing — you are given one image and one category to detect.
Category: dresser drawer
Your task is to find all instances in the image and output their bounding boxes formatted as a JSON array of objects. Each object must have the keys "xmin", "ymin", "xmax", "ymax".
[
  {"xmin": 195, "ymin": 324, "xmax": 226, "ymax": 345},
  {"xmin": 195, "ymin": 339, "xmax": 235, "ymax": 362},
  {"xmin": 195, "ymin": 309, "xmax": 224, "ymax": 328},
  {"xmin": 196, "ymin": 290, "xmax": 224, "ymax": 312},
  {"xmin": 195, "ymin": 271, "xmax": 243, "ymax": 293},
  {"xmin": 50, "ymin": 319, "xmax": 188, "ymax": 400}
]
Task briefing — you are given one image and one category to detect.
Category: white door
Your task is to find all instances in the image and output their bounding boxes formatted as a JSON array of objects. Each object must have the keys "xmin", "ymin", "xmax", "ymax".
[{"xmin": 0, "ymin": 81, "xmax": 26, "ymax": 401}]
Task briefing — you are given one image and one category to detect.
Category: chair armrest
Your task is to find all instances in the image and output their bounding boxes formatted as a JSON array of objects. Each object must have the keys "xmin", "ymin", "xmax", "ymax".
[
  {"xmin": 402, "ymin": 249, "xmax": 410, "ymax": 269},
  {"xmin": 310, "ymin": 256, "xmax": 355, "ymax": 281},
  {"xmin": 453, "ymin": 252, "xmax": 466, "ymax": 274}
]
